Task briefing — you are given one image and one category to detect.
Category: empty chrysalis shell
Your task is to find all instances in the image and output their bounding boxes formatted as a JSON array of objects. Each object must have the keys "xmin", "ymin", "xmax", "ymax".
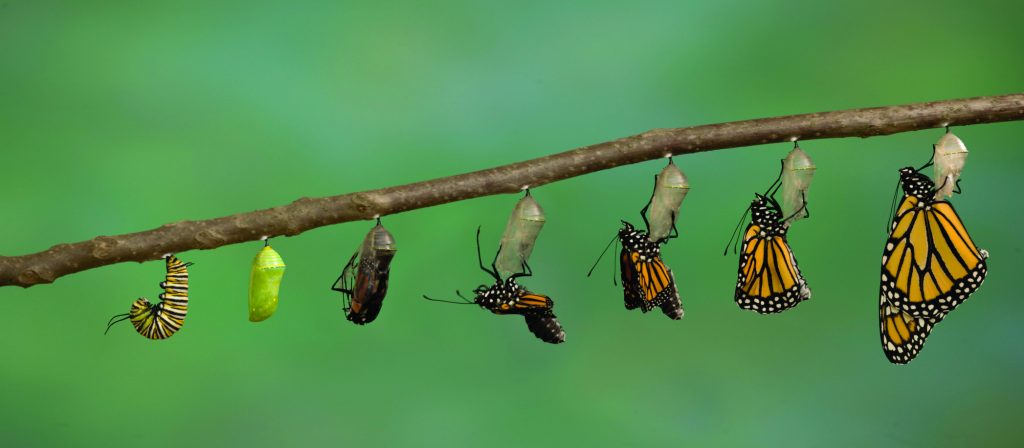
[
  {"xmin": 646, "ymin": 160, "xmax": 690, "ymax": 242},
  {"xmin": 933, "ymin": 130, "xmax": 968, "ymax": 199},
  {"xmin": 495, "ymin": 191, "xmax": 546, "ymax": 279},
  {"xmin": 781, "ymin": 144, "xmax": 815, "ymax": 224},
  {"xmin": 249, "ymin": 244, "xmax": 286, "ymax": 322}
]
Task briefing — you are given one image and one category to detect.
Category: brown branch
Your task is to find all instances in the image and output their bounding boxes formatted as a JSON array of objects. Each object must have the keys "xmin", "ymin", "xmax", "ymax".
[{"xmin": 2, "ymin": 93, "xmax": 1023, "ymax": 288}]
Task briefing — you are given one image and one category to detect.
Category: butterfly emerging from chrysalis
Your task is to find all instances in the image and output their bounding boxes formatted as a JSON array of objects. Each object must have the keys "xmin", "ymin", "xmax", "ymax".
[
  {"xmin": 331, "ymin": 218, "xmax": 397, "ymax": 325},
  {"xmin": 105, "ymin": 254, "xmax": 193, "ymax": 340},
  {"xmin": 725, "ymin": 154, "xmax": 812, "ymax": 314},
  {"xmin": 879, "ymin": 145, "xmax": 988, "ymax": 364},
  {"xmin": 424, "ymin": 227, "xmax": 565, "ymax": 344},
  {"xmin": 589, "ymin": 159, "xmax": 687, "ymax": 320}
]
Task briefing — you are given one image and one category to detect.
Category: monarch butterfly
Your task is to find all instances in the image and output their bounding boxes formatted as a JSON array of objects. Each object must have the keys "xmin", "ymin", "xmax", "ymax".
[
  {"xmin": 105, "ymin": 255, "xmax": 193, "ymax": 340},
  {"xmin": 879, "ymin": 164, "xmax": 988, "ymax": 364},
  {"xmin": 727, "ymin": 167, "xmax": 811, "ymax": 314},
  {"xmin": 617, "ymin": 221, "xmax": 683, "ymax": 319},
  {"xmin": 249, "ymin": 241, "xmax": 285, "ymax": 322},
  {"xmin": 331, "ymin": 219, "xmax": 397, "ymax": 325},
  {"xmin": 588, "ymin": 163, "xmax": 685, "ymax": 320},
  {"xmin": 424, "ymin": 228, "xmax": 565, "ymax": 344}
]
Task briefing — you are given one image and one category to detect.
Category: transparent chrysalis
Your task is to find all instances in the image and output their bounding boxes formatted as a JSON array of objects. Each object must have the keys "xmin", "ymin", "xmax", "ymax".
[
  {"xmin": 933, "ymin": 129, "xmax": 968, "ymax": 199},
  {"xmin": 331, "ymin": 219, "xmax": 397, "ymax": 325},
  {"xmin": 249, "ymin": 242, "xmax": 285, "ymax": 322},
  {"xmin": 494, "ymin": 190, "xmax": 546, "ymax": 280},
  {"xmin": 781, "ymin": 142, "xmax": 815, "ymax": 224},
  {"xmin": 645, "ymin": 159, "xmax": 690, "ymax": 243}
]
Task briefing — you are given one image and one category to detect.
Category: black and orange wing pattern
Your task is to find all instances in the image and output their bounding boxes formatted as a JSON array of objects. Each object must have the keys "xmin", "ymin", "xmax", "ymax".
[
  {"xmin": 878, "ymin": 167, "xmax": 989, "ymax": 364},
  {"xmin": 735, "ymin": 224, "xmax": 810, "ymax": 314},
  {"xmin": 617, "ymin": 223, "xmax": 683, "ymax": 318},
  {"xmin": 880, "ymin": 195, "xmax": 988, "ymax": 320},
  {"xmin": 879, "ymin": 295, "xmax": 939, "ymax": 364}
]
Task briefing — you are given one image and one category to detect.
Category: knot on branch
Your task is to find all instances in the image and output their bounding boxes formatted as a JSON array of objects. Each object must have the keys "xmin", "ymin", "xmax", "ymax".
[
  {"xmin": 195, "ymin": 229, "xmax": 228, "ymax": 247},
  {"xmin": 91, "ymin": 236, "xmax": 120, "ymax": 260},
  {"xmin": 18, "ymin": 268, "xmax": 55, "ymax": 286}
]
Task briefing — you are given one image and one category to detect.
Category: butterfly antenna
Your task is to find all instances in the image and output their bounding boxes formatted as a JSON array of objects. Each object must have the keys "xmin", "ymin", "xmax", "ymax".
[
  {"xmin": 422, "ymin": 292, "xmax": 474, "ymax": 305},
  {"xmin": 587, "ymin": 232, "xmax": 619, "ymax": 277},
  {"xmin": 104, "ymin": 313, "xmax": 131, "ymax": 335},
  {"xmin": 611, "ymin": 237, "xmax": 619, "ymax": 286},
  {"xmin": 886, "ymin": 177, "xmax": 901, "ymax": 232},
  {"xmin": 724, "ymin": 206, "xmax": 750, "ymax": 256}
]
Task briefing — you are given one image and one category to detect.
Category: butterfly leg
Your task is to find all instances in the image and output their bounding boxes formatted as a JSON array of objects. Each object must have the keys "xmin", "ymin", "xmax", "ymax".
[
  {"xmin": 475, "ymin": 226, "xmax": 500, "ymax": 281},
  {"xmin": 510, "ymin": 259, "xmax": 534, "ymax": 280},
  {"xmin": 639, "ymin": 174, "xmax": 657, "ymax": 232}
]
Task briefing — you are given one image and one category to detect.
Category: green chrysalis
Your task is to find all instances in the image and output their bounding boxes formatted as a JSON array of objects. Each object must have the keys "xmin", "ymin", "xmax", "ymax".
[
  {"xmin": 495, "ymin": 190, "xmax": 546, "ymax": 279},
  {"xmin": 249, "ymin": 243, "xmax": 285, "ymax": 322},
  {"xmin": 646, "ymin": 159, "xmax": 690, "ymax": 242},
  {"xmin": 781, "ymin": 143, "xmax": 815, "ymax": 224}
]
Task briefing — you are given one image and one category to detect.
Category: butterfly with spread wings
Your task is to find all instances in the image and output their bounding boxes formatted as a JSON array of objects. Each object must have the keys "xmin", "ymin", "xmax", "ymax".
[
  {"xmin": 728, "ymin": 172, "xmax": 811, "ymax": 314},
  {"xmin": 879, "ymin": 165, "xmax": 988, "ymax": 364},
  {"xmin": 424, "ymin": 228, "xmax": 565, "ymax": 344}
]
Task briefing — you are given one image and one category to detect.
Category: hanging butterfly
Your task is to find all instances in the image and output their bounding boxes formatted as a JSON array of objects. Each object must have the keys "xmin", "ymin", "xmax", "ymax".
[
  {"xmin": 105, "ymin": 255, "xmax": 193, "ymax": 340},
  {"xmin": 331, "ymin": 219, "xmax": 397, "ymax": 325},
  {"xmin": 726, "ymin": 166, "xmax": 811, "ymax": 314},
  {"xmin": 424, "ymin": 227, "xmax": 565, "ymax": 344},
  {"xmin": 617, "ymin": 221, "xmax": 683, "ymax": 319},
  {"xmin": 879, "ymin": 163, "xmax": 988, "ymax": 364},
  {"xmin": 589, "ymin": 165, "xmax": 685, "ymax": 320}
]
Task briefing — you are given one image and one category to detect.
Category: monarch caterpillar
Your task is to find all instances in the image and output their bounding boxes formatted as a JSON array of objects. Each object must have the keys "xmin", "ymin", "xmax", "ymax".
[
  {"xmin": 249, "ymin": 241, "xmax": 285, "ymax": 322},
  {"xmin": 932, "ymin": 128, "xmax": 968, "ymax": 199},
  {"xmin": 105, "ymin": 255, "xmax": 193, "ymax": 340},
  {"xmin": 727, "ymin": 165, "xmax": 811, "ymax": 314},
  {"xmin": 644, "ymin": 158, "xmax": 690, "ymax": 243},
  {"xmin": 424, "ymin": 228, "xmax": 565, "ymax": 344},
  {"xmin": 494, "ymin": 190, "xmax": 546, "ymax": 280},
  {"xmin": 879, "ymin": 163, "xmax": 988, "ymax": 364},
  {"xmin": 781, "ymin": 142, "xmax": 815, "ymax": 225},
  {"xmin": 331, "ymin": 219, "xmax": 397, "ymax": 325}
]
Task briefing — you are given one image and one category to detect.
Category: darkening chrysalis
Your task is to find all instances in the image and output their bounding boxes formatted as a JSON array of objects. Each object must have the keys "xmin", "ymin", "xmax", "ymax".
[
  {"xmin": 249, "ymin": 242, "xmax": 286, "ymax": 322},
  {"xmin": 645, "ymin": 159, "xmax": 690, "ymax": 243},
  {"xmin": 932, "ymin": 128, "xmax": 968, "ymax": 199},
  {"xmin": 781, "ymin": 142, "xmax": 815, "ymax": 225},
  {"xmin": 495, "ymin": 190, "xmax": 546, "ymax": 280},
  {"xmin": 331, "ymin": 219, "xmax": 397, "ymax": 325}
]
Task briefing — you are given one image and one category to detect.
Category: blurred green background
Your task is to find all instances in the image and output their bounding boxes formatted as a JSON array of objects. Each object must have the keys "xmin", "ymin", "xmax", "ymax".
[{"xmin": 2, "ymin": 1, "xmax": 1022, "ymax": 446}]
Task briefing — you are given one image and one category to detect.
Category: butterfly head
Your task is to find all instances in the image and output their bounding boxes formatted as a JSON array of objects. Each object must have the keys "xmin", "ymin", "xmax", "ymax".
[{"xmin": 898, "ymin": 166, "xmax": 935, "ymax": 199}]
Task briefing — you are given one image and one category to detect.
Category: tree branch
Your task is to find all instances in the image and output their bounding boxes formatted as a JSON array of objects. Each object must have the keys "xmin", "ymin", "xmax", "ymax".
[{"xmin": 2, "ymin": 93, "xmax": 1022, "ymax": 288}]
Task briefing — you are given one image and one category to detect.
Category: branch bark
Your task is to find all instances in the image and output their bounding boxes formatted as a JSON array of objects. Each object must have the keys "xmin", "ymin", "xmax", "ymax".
[{"xmin": 3, "ymin": 93, "xmax": 1023, "ymax": 288}]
